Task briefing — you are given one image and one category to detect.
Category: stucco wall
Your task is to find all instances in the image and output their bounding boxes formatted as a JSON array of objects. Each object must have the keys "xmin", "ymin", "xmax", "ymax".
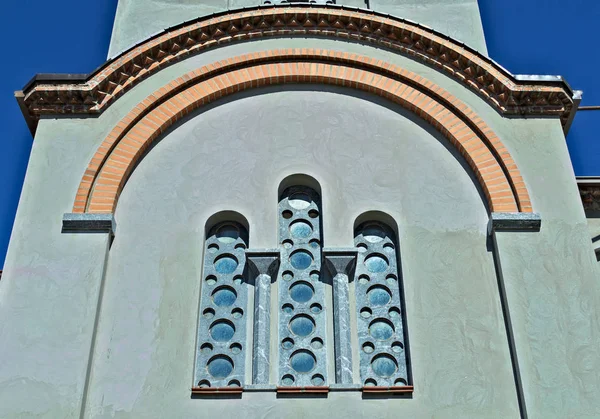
[
  {"xmin": 80, "ymin": 87, "xmax": 518, "ymax": 417},
  {"xmin": 586, "ymin": 217, "xmax": 600, "ymax": 238},
  {"xmin": 0, "ymin": 117, "xmax": 114, "ymax": 418},
  {"xmin": 107, "ymin": 0, "xmax": 488, "ymax": 58},
  {"xmin": 0, "ymin": 36, "xmax": 598, "ymax": 418}
]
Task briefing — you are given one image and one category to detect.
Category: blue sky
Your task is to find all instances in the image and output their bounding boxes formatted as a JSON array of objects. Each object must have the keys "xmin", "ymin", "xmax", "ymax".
[{"xmin": 0, "ymin": 0, "xmax": 598, "ymax": 267}]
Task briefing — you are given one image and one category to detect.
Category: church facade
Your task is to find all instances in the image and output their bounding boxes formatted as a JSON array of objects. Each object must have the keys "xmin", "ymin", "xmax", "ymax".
[{"xmin": 1, "ymin": 0, "xmax": 599, "ymax": 418}]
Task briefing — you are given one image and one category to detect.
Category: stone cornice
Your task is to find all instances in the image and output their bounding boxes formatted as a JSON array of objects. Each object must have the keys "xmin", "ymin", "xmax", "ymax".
[{"xmin": 17, "ymin": 4, "xmax": 577, "ymax": 134}]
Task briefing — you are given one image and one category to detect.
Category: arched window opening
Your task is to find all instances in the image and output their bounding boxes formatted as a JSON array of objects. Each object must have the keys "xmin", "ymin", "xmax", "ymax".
[
  {"xmin": 194, "ymin": 220, "xmax": 249, "ymax": 389},
  {"xmin": 354, "ymin": 220, "xmax": 409, "ymax": 387},
  {"xmin": 277, "ymin": 184, "xmax": 327, "ymax": 387}
]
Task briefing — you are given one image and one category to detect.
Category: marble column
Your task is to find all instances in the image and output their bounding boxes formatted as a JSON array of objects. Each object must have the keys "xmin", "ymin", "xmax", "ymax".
[
  {"xmin": 246, "ymin": 250, "xmax": 280, "ymax": 385},
  {"xmin": 324, "ymin": 248, "xmax": 358, "ymax": 385}
]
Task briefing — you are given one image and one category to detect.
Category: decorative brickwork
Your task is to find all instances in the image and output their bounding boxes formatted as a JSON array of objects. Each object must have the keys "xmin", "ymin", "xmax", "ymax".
[
  {"xmin": 72, "ymin": 49, "xmax": 532, "ymax": 215},
  {"xmin": 20, "ymin": 5, "xmax": 575, "ymax": 132}
]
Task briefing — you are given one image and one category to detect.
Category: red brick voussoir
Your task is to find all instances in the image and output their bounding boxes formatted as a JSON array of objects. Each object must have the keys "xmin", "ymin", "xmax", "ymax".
[{"xmin": 73, "ymin": 49, "xmax": 532, "ymax": 214}]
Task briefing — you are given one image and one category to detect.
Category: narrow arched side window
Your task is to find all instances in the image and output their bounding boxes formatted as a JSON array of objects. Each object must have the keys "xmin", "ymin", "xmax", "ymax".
[
  {"xmin": 277, "ymin": 185, "xmax": 327, "ymax": 387},
  {"xmin": 194, "ymin": 221, "xmax": 249, "ymax": 389},
  {"xmin": 354, "ymin": 222, "xmax": 408, "ymax": 387}
]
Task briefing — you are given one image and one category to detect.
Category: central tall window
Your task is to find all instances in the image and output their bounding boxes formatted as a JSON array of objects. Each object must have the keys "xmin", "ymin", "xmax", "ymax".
[{"xmin": 277, "ymin": 186, "xmax": 327, "ymax": 387}]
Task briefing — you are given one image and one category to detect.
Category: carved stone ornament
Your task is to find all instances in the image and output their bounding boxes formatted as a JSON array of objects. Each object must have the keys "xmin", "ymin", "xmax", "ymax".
[{"xmin": 17, "ymin": 5, "xmax": 577, "ymax": 134}]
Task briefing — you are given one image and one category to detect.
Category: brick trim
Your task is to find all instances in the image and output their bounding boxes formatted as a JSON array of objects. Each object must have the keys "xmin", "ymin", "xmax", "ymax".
[
  {"xmin": 73, "ymin": 49, "xmax": 533, "ymax": 214},
  {"xmin": 21, "ymin": 5, "xmax": 574, "ymax": 132}
]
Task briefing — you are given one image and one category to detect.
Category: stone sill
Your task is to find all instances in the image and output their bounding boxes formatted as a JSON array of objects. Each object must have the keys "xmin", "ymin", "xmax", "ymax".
[{"xmin": 191, "ymin": 385, "xmax": 414, "ymax": 396}]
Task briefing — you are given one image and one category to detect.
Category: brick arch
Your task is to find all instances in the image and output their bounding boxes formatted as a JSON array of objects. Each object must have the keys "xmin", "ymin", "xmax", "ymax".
[{"xmin": 73, "ymin": 49, "xmax": 532, "ymax": 214}]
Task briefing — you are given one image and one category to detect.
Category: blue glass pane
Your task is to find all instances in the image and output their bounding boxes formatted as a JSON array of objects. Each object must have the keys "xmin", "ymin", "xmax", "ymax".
[
  {"xmin": 371, "ymin": 355, "xmax": 397, "ymax": 378},
  {"xmin": 207, "ymin": 356, "xmax": 234, "ymax": 378},
  {"xmin": 288, "ymin": 193, "xmax": 311, "ymax": 209},
  {"xmin": 210, "ymin": 320, "xmax": 235, "ymax": 342},
  {"xmin": 214, "ymin": 256, "xmax": 238, "ymax": 274},
  {"xmin": 290, "ymin": 350, "xmax": 316, "ymax": 373},
  {"xmin": 363, "ymin": 225, "xmax": 385, "ymax": 243},
  {"xmin": 290, "ymin": 221, "xmax": 313, "ymax": 239},
  {"xmin": 216, "ymin": 225, "xmax": 239, "ymax": 243},
  {"xmin": 281, "ymin": 375, "xmax": 295, "ymax": 386},
  {"xmin": 364, "ymin": 255, "xmax": 388, "ymax": 273},
  {"xmin": 282, "ymin": 338, "xmax": 294, "ymax": 350},
  {"xmin": 213, "ymin": 287, "xmax": 237, "ymax": 307},
  {"xmin": 290, "ymin": 281, "xmax": 314, "ymax": 303},
  {"xmin": 311, "ymin": 374, "xmax": 325, "ymax": 386},
  {"xmin": 369, "ymin": 319, "xmax": 394, "ymax": 341},
  {"xmin": 290, "ymin": 251, "xmax": 313, "ymax": 270},
  {"xmin": 368, "ymin": 286, "xmax": 391, "ymax": 306},
  {"xmin": 290, "ymin": 315, "xmax": 315, "ymax": 337},
  {"xmin": 383, "ymin": 243, "xmax": 395, "ymax": 253}
]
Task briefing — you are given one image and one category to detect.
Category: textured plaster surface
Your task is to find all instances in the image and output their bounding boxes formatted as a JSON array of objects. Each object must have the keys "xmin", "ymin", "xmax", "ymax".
[
  {"xmin": 81, "ymin": 89, "xmax": 518, "ymax": 417},
  {"xmin": 586, "ymin": 217, "xmax": 600, "ymax": 239},
  {"xmin": 493, "ymin": 119, "xmax": 600, "ymax": 418},
  {"xmin": 587, "ymin": 218, "xmax": 600, "ymax": 260},
  {"xmin": 1, "ymin": 36, "xmax": 598, "ymax": 417},
  {"xmin": 107, "ymin": 0, "xmax": 487, "ymax": 58},
  {"xmin": 0, "ymin": 118, "xmax": 112, "ymax": 418}
]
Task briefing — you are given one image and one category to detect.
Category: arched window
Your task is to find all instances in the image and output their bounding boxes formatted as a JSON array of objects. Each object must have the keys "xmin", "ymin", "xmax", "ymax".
[
  {"xmin": 192, "ymin": 200, "xmax": 412, "ymax": 393},
  {"xmin": 354, "ymin": 220, "xmax": 409, "ymax": 387},
  {"xmin": 194, "ymin": 220, "xmax": 249, "ymax": 389},
  {"xmin": 277, "ymin": 184, "xmax": 327, "ymax": 387}
]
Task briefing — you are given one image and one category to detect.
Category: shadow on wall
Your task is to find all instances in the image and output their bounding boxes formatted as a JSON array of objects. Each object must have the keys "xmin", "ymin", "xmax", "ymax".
[{"xmin": 130, "ymin": 84, "xmax": 491, "ymax": 219}]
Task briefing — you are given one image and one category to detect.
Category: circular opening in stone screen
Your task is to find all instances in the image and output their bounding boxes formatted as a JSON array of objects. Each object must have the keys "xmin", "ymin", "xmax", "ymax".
[
  {"xmin": 288, "ymin": 193, "xmax": 312, "ymax": 209},
  {"xmin": 290, "ymin": 220, "xmax": 313, "ymax": 239},
  {"xmin": 207, "ymin": 355, "xmax": 234, "ymax": 379},
  {"xmin": 212, "ymin": 286, "xmax": 237, "ymax": 307},
  {"xmin": 362, "ymin": 224, "xmax": 386, "ymax": 243},
  {"xmin": 364, "ymin": 254, "xmax": 389, "ymax": 273},
  {"xmin": 214, "ymin": 254, "xmax": 238, "ymax": 274},
  {"xmin": 369, "ymin": 318, "xmax": 395, "ymax": 341},
  {"xmin": 289, "ymin": 281, "xmax": 314, "ymax": 303},
  {"xmin": 210, "ymin": 319, "xmax": 236, "ymax": 342},
  {"xmin": 367, "ymin": 285, "xmax": 392, "ymax": 306},
  {"xmin": 289, "ymin": 314, "xmax": 316, "ymax": 337},
  {"xmin": 216, "ymin": 224, "xmax": 240, "ymax": 243},
  {"xmin": 289, "ymin": 250, "xmax": 313, "ymax": 270},
  {"xmin": 290, "ymin": 349, "xmax": 317, "ymax": 373},
  {"xmin": 371, "ymin": 354, "xmax": 398, "ymax": 378}
]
